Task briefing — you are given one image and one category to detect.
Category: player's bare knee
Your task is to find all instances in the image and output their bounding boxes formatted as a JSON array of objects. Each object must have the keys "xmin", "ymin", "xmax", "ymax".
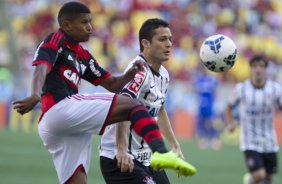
[
  {"xmin": 130, "ymin": 98, "xmax": 143, "ymax": 107},
  {"xmin": 121, "ymin": 95, "xmax": 143, "ymax": 109},
  {"xmin": 253, "ymin": 170, "xmax": 266, "ymax": 183},
  {"xmin": 109, "ymin": 95, "xmax": 146, "ymax": 124}
]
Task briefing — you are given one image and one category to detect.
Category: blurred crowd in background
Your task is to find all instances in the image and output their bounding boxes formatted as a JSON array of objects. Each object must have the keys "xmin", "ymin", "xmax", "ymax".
[{"xmin": 1, "ymin": 0, "xmax": 282, "ymax": 145}]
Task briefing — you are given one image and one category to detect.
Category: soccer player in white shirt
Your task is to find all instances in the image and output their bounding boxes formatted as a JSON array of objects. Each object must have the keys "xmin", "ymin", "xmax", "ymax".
[
  {"xmin": 99, "ymin": 18, "xmax": 195, "ymax": 184},
  {"xmin": 225, "ymin": 55, "xmax": 282, "ymax": 184}
]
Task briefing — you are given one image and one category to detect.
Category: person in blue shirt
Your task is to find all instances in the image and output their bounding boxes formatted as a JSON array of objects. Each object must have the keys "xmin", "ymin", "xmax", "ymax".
[{"xmin": 194, "ymin": 65, "xmax": 221, "ymax": 150}]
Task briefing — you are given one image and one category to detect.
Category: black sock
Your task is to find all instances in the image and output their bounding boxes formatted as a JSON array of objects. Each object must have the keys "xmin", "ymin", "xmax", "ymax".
[{"xmin": 148, "ymin": 138, "xmax": 167, "ymax": 153}]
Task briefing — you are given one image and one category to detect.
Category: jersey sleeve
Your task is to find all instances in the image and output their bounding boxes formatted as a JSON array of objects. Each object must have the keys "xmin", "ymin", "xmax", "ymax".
[
  {"xmin": 32, "ymin": 30, "xmax": 64, "ymax": 71},
  {"xmin": 81, "ymin": 52, "xmax": 111, "ymax": 86},
  {"xmin": 120, "ymin": 62, "xmax": 148, "ymax": 98}
]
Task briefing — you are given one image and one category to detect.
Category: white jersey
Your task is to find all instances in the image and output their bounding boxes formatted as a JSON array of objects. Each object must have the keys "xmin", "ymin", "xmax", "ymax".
[
  {"xmin": 228, "ymin": 80, "xmax": 282, "ymax": 153},
  {"xmin": 99, "ymin": 55, "xmax": 169, "ymax": 166}
]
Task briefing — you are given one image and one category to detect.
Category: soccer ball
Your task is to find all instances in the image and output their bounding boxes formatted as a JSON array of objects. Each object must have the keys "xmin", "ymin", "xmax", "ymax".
[{"xmin": 199, "ymin": 34, "xmax": 237, "ymax": 72}]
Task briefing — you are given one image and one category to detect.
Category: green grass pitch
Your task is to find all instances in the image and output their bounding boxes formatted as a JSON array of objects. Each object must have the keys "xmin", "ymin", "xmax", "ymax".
[{"xmin": 0, "ymin": 130, "xmax": 281, "ymax": 184}]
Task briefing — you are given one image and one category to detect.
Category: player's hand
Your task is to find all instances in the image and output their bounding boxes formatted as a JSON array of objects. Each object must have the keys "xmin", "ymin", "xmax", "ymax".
[
  {"xmin": 125, "ymin": 60, "xmax": 148, "ymax": 79},
  {"xmin": 132, "ymin": 59, "xmax": 148, "ymax": 71},
  {"xmin": 116, "ymin": 150, "xmax": 134, "ymax": 173},
  {"xmin": 13, "ymin": 94, "xmax": 40, "ymax": 115},
  {"xmin": 226, "ymin": 121, "xmax": 237, "ymax": 133}
]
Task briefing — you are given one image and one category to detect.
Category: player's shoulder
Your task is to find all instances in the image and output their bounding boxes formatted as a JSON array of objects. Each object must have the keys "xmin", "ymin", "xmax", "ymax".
[
  {"xmin": 233, "ymin": 80, "xmax": 250, "ymax": 92},
  {"xmin": 128, "ymin": 55, "xmax": 144, "ymax": 66},
  {"xmin": 159, "ymin": 65, "xmax": 169, "ymax": 78},
  {"xmin": 44, "ymin": 29, "xmax": 65, "ymax": 45},
  {"xmin": 267, "ymin": 80, "xmax": 282, "ymax": 90},
  {"xmin": 236, "ymin": 80, "xmax": 246, "ymax": 88},
  {"xmin": 268, "ymin": 79, "xmax": 281, "ymax": 86}
]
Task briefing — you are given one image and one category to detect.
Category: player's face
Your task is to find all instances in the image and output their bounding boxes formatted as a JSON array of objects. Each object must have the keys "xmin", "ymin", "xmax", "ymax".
[
  {"xmin": 148, "ymin": 27, "xmax": 172, "ymax": 63},
  {"xmin": 250, "ymin": 60, "xmax": 266, "ymax": 82},
  {"xmin": 66, "ymin": 13, "xmax": 93, "ymax": 42}
]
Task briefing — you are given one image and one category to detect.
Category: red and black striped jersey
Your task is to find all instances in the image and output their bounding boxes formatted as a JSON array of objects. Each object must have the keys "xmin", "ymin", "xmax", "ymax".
[{"xmin": 32, "ymin": 29, "xmax": 111, "ymax": 113}]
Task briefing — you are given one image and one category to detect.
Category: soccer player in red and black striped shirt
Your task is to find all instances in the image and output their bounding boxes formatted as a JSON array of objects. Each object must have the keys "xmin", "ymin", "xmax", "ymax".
[{"xmin": 13, "ymin": 1, "xmax": 196, "ymax": 184}]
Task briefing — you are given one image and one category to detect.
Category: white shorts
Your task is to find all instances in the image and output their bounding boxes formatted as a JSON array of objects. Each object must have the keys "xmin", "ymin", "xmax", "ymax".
[{"xmin": 38, "ymin": 93, "xmax": 117, "ymax": 184}]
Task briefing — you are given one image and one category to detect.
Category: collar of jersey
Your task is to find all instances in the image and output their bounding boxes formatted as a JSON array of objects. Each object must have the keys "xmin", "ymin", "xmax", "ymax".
[
  {"xmin": 250, "ymin": 80, "xmax": 266, "ymax": 89},
  {"xmin": 59, "ymin": 28, "xmax": 81, "ymax": 52},
  {"xmin": 138, "ymin": 54, "xmax": 160, "ymax": 77}
]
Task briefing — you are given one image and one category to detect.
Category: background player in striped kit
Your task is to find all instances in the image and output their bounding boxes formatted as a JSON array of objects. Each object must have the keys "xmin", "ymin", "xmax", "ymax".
[
  {"xmin": 99, "ymin": 18, "xmax": 193, "ymax": 184},
  {"xmin": 12, "ymin": 2, "xmax": 196, "ymax": 184},
  {"xmin": 225, "ymin": 55, "xmax": 282, "ymax": 184}
]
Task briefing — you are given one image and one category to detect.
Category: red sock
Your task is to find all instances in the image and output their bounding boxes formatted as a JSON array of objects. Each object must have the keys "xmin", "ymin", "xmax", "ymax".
[{"xmin": 129, "ymin": 105, "xmax": 167, "ymax": 153}]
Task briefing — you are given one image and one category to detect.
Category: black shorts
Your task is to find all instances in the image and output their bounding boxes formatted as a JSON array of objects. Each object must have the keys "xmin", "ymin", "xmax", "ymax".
[
  {"xmin": 244, "ymin": 150, "xmax": 278, "ymax": 174},
  {"xmin": 100, "ymin": 156, "xmax": 170, "ymax": 184}
]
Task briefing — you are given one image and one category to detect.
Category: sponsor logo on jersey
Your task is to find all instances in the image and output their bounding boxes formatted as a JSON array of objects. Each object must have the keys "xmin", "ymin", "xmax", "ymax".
[
  {"xmin": 136, "ymin": 151, "xmax": 151, "ymax": 162},
  {"xmin": 128, "ymin": 71, "xmax": 145, "ymax": 94},
  {"xmin": 63, "ymin": 69, "xmax": 80, "ymax": 85},
  {"xmin": 146, "ymin": 106, "xmax": 160, "ymax": 117},
  {"xmin": 69, "ymin": 54, "xmax": 87, "ymax": 75},
  {"xmin": 89, "ymin": 59, "xmax": 101, "ymax": 77},
  {"xmin": 246, "ymin": 107, "xmax": 272, "ymax": 116}
]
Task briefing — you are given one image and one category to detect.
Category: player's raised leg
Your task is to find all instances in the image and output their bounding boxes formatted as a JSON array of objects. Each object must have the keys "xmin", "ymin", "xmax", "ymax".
[{"xmin": 108, "ymin": 94, "xmax": 197, "ymax": 176}]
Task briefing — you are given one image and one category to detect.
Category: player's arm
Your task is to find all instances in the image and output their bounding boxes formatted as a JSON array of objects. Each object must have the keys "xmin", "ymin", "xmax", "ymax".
[
  {"xmin": 13, "ymin": 32, "xmax": 61, "ymax": 115},
  {"xmin": 224, "ymin": 84, "xmax": 241, "ymax": 133},
  {"xmin": 275, "ymin": 83, "xmax": 282, "ymax": 111},
  {"xmin": 225, "ymin": 104, "xmax": 237, "ymax": 133},
  {"xmin": 158, "ymin": 105, "xmax": 184, "ymax": 159},
  {"xmin": 114, "ymin": 69, "xmax": 148, "ymax": 172},
  {"xmin": 100, "ymin": 60, "xmax": 146, "ymax": 93},
  {"xmin": 115, "ymin": 121, "xmax": 134, "ymax": 173},
  {"xmin": 13, "ymin": 64, "xmax": 50, "ymax": 115}
]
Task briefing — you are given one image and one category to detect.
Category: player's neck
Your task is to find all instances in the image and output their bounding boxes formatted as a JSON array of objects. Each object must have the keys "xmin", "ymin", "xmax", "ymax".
[
  {"xmin": 251, "ymin": 79, "xmax": 266, "ymax": 88},
  {"xmin": 140, "ymin": 54, "xmax": 162, "ymax": 73},
  {"xmin": 149, "ymin": 63, "xmax": 161, "ymax": 74}
]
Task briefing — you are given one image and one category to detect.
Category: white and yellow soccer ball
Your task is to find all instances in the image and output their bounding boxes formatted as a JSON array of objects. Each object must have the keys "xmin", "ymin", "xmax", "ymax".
[{"xmin": 199, "ymin": 34, "xmax": 237, "ymax": 72}]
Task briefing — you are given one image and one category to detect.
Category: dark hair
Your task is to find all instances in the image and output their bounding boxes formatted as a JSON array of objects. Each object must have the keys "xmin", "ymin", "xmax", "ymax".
[
  {"xmin": 249, "ymin": 54, "xmax": 268, "ymax": 67},
  {"xmin": 58, "ymin": 1, "xmax": 91, "ymax": 26},
  {"xmin": 139, "ymin": 18, "xmax": 169, "ymax": 52}
]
